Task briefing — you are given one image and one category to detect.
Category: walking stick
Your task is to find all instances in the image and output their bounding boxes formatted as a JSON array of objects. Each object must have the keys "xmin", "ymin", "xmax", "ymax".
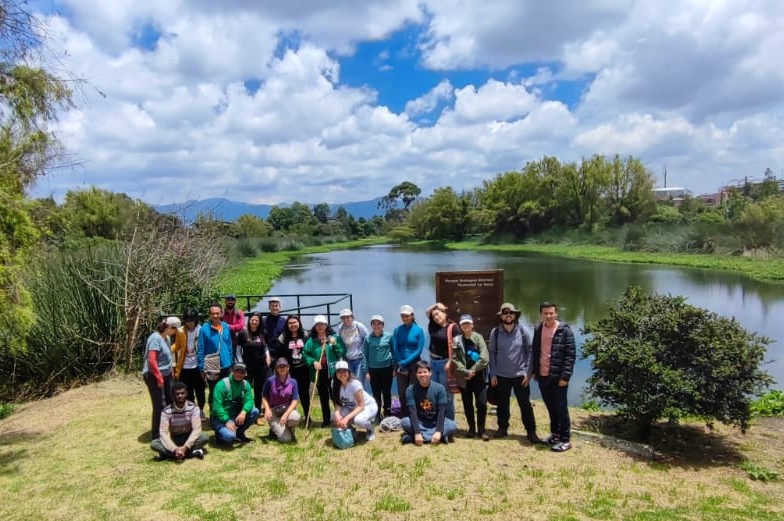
[{"xmin": 305, "ymin": 338, "xmax": 328, "ymax": 430}]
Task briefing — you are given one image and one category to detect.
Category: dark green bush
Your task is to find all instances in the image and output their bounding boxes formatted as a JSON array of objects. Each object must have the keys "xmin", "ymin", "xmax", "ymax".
[{"xmin": 583, "ymin": 286, "xmax": 771, "ymax": 436}]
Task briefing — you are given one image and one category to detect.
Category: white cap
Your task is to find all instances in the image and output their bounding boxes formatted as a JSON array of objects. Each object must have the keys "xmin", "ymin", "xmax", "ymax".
[
  {"xmin": 335, "ymin": 360, "xmax": 350, "ymax": 371},
  {"xmin": 370, "ymin": 314, "xmax": 384, "ymax": 324},
  {"xmin": 399, "ymin": 305, "xmax": 414, "ymax": 315},
  {"xmin": 339, "ymin": 308, "xmax": 353, "ymax": 318},
  {"xmin": 313, "ymin": 315, "xmax": 328, "ymax": 326},
  {"xmin": 268, "ymin": 296, "xmax": 281, "ymax": 304},
  {"xmin": 165, "ymin": 316, "xmax": 182, "ymax": 328}
]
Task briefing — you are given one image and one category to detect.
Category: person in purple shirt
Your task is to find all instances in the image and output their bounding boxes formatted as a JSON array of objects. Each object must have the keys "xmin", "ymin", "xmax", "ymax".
[{"xmin": 262, "ymin": 358, "xmax": 301, "ymax": 442}]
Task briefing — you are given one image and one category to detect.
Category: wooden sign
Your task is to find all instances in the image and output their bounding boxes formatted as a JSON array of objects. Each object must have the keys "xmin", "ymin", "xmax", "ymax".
[{"xmin": 435, "ymin": 270, "xmax": 504, "ymax": 339}]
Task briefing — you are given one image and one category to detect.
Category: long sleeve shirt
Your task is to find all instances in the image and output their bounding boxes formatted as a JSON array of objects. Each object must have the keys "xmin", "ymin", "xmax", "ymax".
[
  {"xmin": 391, "ymin": 323, "xmax": 425, "ymax": 370},
  {"xmin": 159, "ymin": 401, "xmax": 202, "ymax": 451}
]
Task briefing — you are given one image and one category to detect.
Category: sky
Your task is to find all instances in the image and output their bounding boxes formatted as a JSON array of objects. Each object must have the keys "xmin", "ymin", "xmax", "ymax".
[{"xmin": 27, "ymin": 0, "xmax": 784, "ymax": 206}]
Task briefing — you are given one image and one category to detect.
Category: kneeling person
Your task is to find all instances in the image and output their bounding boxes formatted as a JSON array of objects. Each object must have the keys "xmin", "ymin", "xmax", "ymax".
[
  {"xmin": 151, "ymin": 381, "xmax": 209, "ymax": 460},
  {"xmin": 262, "ymin": 358, "xmax": 301, "ymax": 442},
  {"xmin": 211, "ymin": 363, "xmax": 260, "ymax": 444},
  {"xmin": 332, "ymin": 360, "xmax": 378, "ymax": 441},
  {"xmin": 402, "ymin": 360, "xmax": 457, "ymax": 445}
]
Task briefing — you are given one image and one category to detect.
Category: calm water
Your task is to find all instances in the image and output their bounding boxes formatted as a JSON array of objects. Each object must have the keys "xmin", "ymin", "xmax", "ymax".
[{"xmin": 258, "ymin": 245, "xmax": 784, "ymax": 404}]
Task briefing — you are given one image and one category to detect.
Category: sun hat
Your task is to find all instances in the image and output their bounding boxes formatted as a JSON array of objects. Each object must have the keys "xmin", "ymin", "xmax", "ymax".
[{"xmin": 496, "ymin": 302, "xmax": 522, "ymax": 316}]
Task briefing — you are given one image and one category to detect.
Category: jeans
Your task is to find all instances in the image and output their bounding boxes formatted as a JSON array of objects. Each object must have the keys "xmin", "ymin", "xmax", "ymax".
[
  {"xmin": 144, "ymin": 371, "xmax": 173, "ymax": 438},
  {"xmin": 401, "ymin": 417, "xmax": 457, "ymax": 442},
  {"xmin": 212, "ymin": 408, "xmax": 260, "ymax": 443},
  {"xmin": 429, "ymin": 357, "xmax": 455, "ymax": 420},
  {"xmin": 494, "ymin": 375, "xmax": 537, "ymax": 434},
  {"xmin": 538, "ymin": 375, "xmax": 571, "ymax": 442}
]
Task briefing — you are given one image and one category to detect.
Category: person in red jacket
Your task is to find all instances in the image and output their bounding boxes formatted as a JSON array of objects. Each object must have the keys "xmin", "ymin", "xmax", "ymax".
[{"xmin": 221, "ymin": 294, "xmax": 246, "ymax": 357}]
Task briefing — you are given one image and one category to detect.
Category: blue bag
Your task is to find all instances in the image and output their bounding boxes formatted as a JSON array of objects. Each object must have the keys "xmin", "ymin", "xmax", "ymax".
[{"xmin": 331, "ymin": 427, "xmax": 355, "ymax": 449}]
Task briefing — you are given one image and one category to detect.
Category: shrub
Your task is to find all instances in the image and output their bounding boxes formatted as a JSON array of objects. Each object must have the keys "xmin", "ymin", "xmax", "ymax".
[
  {"xmin": 751, "ymin": 390, "xmax": 784, "ymax": 417},
  {"xmin": 582, "ymin": 286, "xmax": 771, "ymax": 436}
]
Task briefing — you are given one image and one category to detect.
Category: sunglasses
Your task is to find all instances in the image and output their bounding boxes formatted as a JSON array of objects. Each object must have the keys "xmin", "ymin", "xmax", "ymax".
[{"xmin": 501, "ymin": 310, "xmax": 515, "ymax": 315}]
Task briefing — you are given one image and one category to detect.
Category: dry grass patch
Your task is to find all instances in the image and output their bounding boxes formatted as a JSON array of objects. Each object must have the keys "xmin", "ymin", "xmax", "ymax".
[{"xmin": 1, "ymin": 376, "xmax": 782, "ymax": 521}]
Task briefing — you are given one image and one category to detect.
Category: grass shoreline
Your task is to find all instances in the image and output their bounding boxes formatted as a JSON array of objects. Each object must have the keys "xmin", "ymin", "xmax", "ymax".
[{"xmin": 445, "ymin": 241, "xmax": 784, "ymax": 283}]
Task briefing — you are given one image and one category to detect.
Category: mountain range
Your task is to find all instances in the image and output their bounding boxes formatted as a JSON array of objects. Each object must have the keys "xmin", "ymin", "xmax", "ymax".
[{"xmin": 155, "ymin": 197, "xmax": 386, "ymax": 222}]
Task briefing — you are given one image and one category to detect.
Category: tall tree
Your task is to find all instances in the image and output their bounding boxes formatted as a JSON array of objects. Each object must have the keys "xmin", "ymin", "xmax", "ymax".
[
  {"xmin": 0, "ymin": 2, "xmax": 74, "ymax": 352},
  {"xmin": 379, "ymin": 181, "xmax": 421, "ymax": 220},
  {"xmin": 313, "ymin": 202, "xmax": 330, "ymax": 223}
]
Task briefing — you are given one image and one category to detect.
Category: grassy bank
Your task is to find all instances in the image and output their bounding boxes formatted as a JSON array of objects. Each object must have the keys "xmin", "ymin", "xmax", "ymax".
[
  {"xmin": 446, "ymin": 241, "xmax": 784, "ymax": 283},
  {"xmin": 218, "ymin": 237, "xmax": 387, "ymax": 295},
  {"xmin": 0, "ymin": 376, "xmax": 781, "ymax": 520}
]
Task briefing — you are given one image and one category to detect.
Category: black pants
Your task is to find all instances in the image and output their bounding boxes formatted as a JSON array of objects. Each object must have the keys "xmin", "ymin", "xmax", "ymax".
[
  {"xmin": 144, "ymin": 372, "xmax": 173, "ymax": 438},
  {"xmin": 495, "ymin": 375, "xmax": 536, "ymax": 434},
  {"xmin": 538, "ymin": 375, "xmax": 571, "ymax": 441},
  {"xmin": 460, "ymin": 370, "xmax": 488, "ymax": 432},
  {"xmin": 369, "ymin": 365, "xmax": 394, "ymax": 419},
  {"xmin": 314, "ymin": 368, "xmax": 332, "ymax": 425},
  {"xmin": 246, "ymin": 359, "xmax": 267, "ymax": 410},
  {"xmin": 290, "ymin": 364, "xmax": 311, "ymax": 419},
  {"xmin": 178, "ymin": 368, "xmax": 206, "ymax": 411},
  {"xmin": 207, "ymin": 367, "xmax": 232, "ymax": 412},
  {"xmin": 395, "ymin": 365, "xmax": 416, "ymax": 417}
]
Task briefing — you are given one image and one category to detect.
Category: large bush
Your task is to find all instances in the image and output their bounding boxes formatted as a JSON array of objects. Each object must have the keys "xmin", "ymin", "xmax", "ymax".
[{"xmin": 583, "ymin": 287, "xmax": 771, "ymax": 435}]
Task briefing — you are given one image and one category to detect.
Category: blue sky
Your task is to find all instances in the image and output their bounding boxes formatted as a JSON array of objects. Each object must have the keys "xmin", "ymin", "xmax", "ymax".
[{"xmin": 28, "ymin": 0, "xmax": 784, "ymax": 205}]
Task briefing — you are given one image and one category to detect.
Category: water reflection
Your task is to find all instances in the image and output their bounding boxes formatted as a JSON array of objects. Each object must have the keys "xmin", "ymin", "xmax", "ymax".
[{"xmin": 263, "ymin": 245, "xmax": 783, "ymax": 403}]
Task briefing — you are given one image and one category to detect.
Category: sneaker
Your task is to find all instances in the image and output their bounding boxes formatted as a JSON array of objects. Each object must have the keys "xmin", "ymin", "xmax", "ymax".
[
  {"xmin": 237, "ymin": 434, "xmax": 252, "ymax": 444},
  {"xmin": 494, "ymin": 428, "xmax": 508, "ymax": 439},
  {"xmin": 465, "ymin": 428, "xmax": 476, "ymax": 438},
  {"xmin": 480, "ymin": 431, "xmax": 490, "ymax": 441},
  {"xmin": 366, "ymin": 431, "xmax": 376, "ymax": 441},
  {"xmin": 544, "ymin": 434, "xmax": 560, "ymax": 446},
  {"xmin": 551, "ymin": 441, "xmax": 572, "ymax": 452},
  {"xmin": 321, "ymin": 420, "xmax": 330, "ymax": 428},
  {"xmin": 527, "ymin": 432, "xmax": 543, "ymax": 445},
  {"xmin": 191, "ymin": 448, "xmax": 205, "ymax": 459},
  {"xmin": 401, "ymin": 434, "xmax": 413, "ymax": 444},
  {"xmin": 256, "ymin": 417, "xmax": 265, "ymax": 426}
]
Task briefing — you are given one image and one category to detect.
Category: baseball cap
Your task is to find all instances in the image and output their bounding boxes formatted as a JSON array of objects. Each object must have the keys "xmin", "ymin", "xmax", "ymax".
[
  {"xmin": 313, "ymin": 315, "xmax": 328, "ymax": 326},
  {"xmin": 225, "ymin": 294, "xmax": 237, "ymax": 301},
  {"xmin": 370, "ymin": 314, "xmax": 384, "ymax": 324},
  {"xmin": 165, "ymin": 316, "xmax": 182, "ymax": 328},
  {"xmin": 233, "ymin": 363, "xmax": 247, "ymax": 373},
  {"xmin": 275, "ymin": 357, "xmax": 289, "ymax": 368},
  {"xmin": 339, "ymin": 308, "xmax": 353, "ymax": 318},
  {"xmin": 399, "ymin": 305, "xmax": 414, "ymax": 315},
  {"xmin": 459, "ymin": 314, "xmax": 474, "ymax": 325},
  {"xmin": 335, "ymin": 360, "xmax": 350, "ymax": 371}
]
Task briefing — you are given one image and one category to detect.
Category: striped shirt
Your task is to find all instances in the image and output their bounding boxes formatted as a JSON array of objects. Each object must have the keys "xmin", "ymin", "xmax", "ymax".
[{"xmin": 159, "ymin": 401, "xmax": 202, "ymax": 451}]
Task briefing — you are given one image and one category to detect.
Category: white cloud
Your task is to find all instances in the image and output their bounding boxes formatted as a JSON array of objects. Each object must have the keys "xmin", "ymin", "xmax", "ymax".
[{"xmin": 404, "ymin": 80, "xmax": 454, "ymax": 116}]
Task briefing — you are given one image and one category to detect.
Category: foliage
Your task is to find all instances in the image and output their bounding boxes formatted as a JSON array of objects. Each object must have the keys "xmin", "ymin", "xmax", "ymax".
[
  {"xmin": 750, "ymin": 390, "xmax": 784, "ymax": 417},
  {"xmin": 649, "ymin": 205, "xmax": 684, "ymax": 224},
  {"xmin": 741, "ymin": 460, "xmax": 780, "ymax": 482},
  {"xmin": 379, "ymin": 181, "xmax": 421, "ymax": 220},
  {"xmin": 234, "ymin": 213, "xmax": 272, "ymax": 238},
  {"xmin": 404, "ymin": 187, "xmax": 476, "ymax": 240},
  {"xmin": 0, "ymin": 402, "xmax": 15, "ymax": 419},
  {"xmin": 582, "ymin": 286, "xmax": 771, "ymax": 435}
]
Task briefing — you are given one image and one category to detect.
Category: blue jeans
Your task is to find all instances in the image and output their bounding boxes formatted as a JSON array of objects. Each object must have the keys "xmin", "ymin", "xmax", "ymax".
[
  {"xmin": 429, "ymin": 357, "xmax": 455, "ymax": 420},
  {"xmin": 212, "ymin": 408, "xmax": 260, "ymax": 443},
  {"xmin": 347, "ymin": 357, "xmax": 371, "ymax": 393},
  {"xmin": 401, "ymin": 416, "xmax": 457, "ymax": 443}
]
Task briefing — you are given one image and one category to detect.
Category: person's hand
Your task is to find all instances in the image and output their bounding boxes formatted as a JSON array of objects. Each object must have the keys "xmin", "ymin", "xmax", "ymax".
[
  {"xmin": 265, "ymin": 354, "xmax": 271, "ymax": 367},
  {"xmin": 339, "ymin": 418, "xmax": 349, "ymax": 429},
  {"xmin": 314, "ymin": 361, "xmax": 322, "ymax": 371},
  {"xmin": 226, "ymin": 420, "xmax": 237, "ymax": 433},
  {"xmin": 467, "ymin": 370, "xmax": 475, "ymax": 380},
  {"xmin": 200, "ymin": 371, "xmax": 207, "ymax": 383},
  {"xmin": 280, "ymin": 412, "xmax": 289, "ymax": 424},
  {"xmin": 156, "ymin": 379, "xmax": 163, "ymax": 389},
  {"xmin": 329, "ymin": 337, "xmax": 336, "ymax": 346},
  {"xmin": 522, "ymin": 375, "xmax": 531, "ymax": 387},
  {"xmin": 431, "ymin": 431, "xmax": 442, "ymax": 444},
  {"xmin": 444, "ymin": 361, "xmax": 451, "ymax": 371},
  {"xmin": 558, "ymin": 379, "xmax": 568, "ymax": 387},
  {"xmin": 264, "ymin": 408, "xmax": 273, "ymax": 421},
  {"xmin": 490, "ymin": 376, "xmax": 498, "ymax": 387},
  {"xmin": 236, "ymin": 411, "xmax": 246, "ymax": 426},
  {"xmin": 414, "ymin": 433, "xmax": 424, "ymax": 446},
  {"xmin": 174, "ymin": 447, "xmax": 186, "ymax": 459},
  {"xmin": 365, "ymin": 373, "xmax": 371, "ymax": 381}
]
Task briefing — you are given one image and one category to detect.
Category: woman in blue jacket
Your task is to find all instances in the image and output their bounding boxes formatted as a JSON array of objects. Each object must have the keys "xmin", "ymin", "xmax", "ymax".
[{"xmin": 391, "ymin": 304, "xmax": 425, "ymax": 415}]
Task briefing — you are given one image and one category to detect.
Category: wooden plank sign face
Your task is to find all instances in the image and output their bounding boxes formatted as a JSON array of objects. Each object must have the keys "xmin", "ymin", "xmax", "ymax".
[{"xmin": 435, "ymin": 270, "xmax": 503, "ymax": 339}]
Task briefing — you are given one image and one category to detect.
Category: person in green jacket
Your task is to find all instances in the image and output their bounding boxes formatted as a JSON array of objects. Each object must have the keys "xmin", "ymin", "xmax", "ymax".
[
  {"xmin": 210, "ymin": 363, "xmax": 260, "ymax": 444},
  {"xmin": 303, "ymin": 315, "xmax": 346, "ymax": 427},
  {"xmin": 451, "ymin": 314, "xmax": 490, "ymax": 440}
]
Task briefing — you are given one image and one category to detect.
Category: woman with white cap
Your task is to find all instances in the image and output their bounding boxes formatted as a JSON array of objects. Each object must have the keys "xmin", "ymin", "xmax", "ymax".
[
  {"xmin": 331, "ymin": 360, "xmax": 378, "ymax": 441},
  {"xmin": 364, "ymin": 314, "xmax": 394, "ymax": 421},
  {"xmin": 452, "ymin": 314, "xmax": 490, "ymax": 440},
  {"xmin": 303, "ymin": 315, "xmax": 346, "ymax": 427},
  {"xmin": 337, "ymin": 308, "xmax": 370, "ymax": 384},
  {"xmin": 143, "ymin": 316, "xmax": 180, "ymax": 439},
  {"xmin": 391, "ymin": 304, "xmax": 425, "ymax": 413}
]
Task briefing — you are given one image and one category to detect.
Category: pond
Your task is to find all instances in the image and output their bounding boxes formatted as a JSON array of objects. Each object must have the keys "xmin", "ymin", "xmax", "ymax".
[{"xmin": 259, "ymin": 245, "xmax": 784, "ymax": 404}]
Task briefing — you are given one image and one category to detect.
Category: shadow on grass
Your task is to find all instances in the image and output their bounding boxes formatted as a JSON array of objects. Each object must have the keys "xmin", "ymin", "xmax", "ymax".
[
  {"xmin": 574, "ymin": 413, "xmax": 746, "ymax": 468},
  {"xmin": 0, "ymin": 428, "xmax": 46, "ymax": 474}
]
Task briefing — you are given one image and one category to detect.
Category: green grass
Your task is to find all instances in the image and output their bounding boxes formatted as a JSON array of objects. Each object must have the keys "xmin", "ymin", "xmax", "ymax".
[
  {"xmin": 217, "ymin": 237, "xmax": 387, "ymax": 294},
  {"xmin": 0, "ymin": 403, "xmax": 15, "ymax": 419},
  {"xmin": 445, "ymin": 241, "xmax": 784, "ymax": 283}
]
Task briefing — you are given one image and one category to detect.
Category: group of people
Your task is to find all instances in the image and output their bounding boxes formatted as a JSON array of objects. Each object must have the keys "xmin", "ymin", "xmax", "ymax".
[{"xmin": 142, "ymin": 295, "xmax": 576, "ymax": 460}]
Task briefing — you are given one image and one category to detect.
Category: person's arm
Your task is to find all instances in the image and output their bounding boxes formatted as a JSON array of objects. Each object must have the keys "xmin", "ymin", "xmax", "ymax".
[
  {"xmin": 342, "ymin": 386, "xmax": 365, "ymax": 425},
  {"xmin": 302, "ymin": 338, "xmax": 316, "ymax": 368},
  {"xmin": 228, "ymin": 310, "xmax": 245, "ymax": 334},
  {"xmin": 148, "ymin": 349, "xmax": 163, "ymax": 387},
  {"xmin": 197, "ymin": 326, "xmax": 206, "ymax": 372},
  {"xmin": 474, "ymin": 334, "xmax": 490, "ymax": 373},
  {"xmin": 211, "ymin": 382, "xmax": 230, "ymax": 423},
  {"xmin": 158, "ymin": 410, "xmax": 176, "ymax": 451},
  {"xmin": 183, "ymin": 407, "xmax": 202, "ymax": 449},
  {"xmin": 451, "ymin": 338, "xmax": 470, "ymax": 376},
  {"xmin": 398, "ymin": 327, "xmax": 423, "ymax": 367},
  {"xmin": 172, "ymin": 330, "xmax": 185, "ymax": 379},
  {"xmin": 390, "ymin": 328, "xmax": 400, "ymax": 364},
  {"xmin": 488, "ymin": 327, "xmax": 497, "ymax": 378},
  {"xmin": 560, "ymin": 326, "xmax": 577, "ymax": 384},
  {"xmin": 242, "ymin": 380, "xmax": 254, "ymax": 414},
  {"xmin": 333, "ymin": 335, "xmax": 346, "ymax": 359},
  {"xmin": 282, "ymin": 380, "xmax": 300, "ymax": 421}
]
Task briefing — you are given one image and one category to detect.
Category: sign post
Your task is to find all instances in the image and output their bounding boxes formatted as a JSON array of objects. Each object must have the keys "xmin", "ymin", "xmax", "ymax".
[{"xmin": 435, "ymin": 270, "xmax": 503, "ymax": 339}]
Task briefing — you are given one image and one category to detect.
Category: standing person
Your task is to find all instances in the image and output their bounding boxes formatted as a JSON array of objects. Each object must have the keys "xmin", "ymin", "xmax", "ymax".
[
  {"xmin": 303, "ymin": 315, "xmax": 346, "ymax": 427},
  {"xmin": 452, "ymin": 314, "xmax": 490, "ymax": 440},
  {"xmin": 331, "ymin": 360, "xmax": 378, "ymax": 441},
  {"xmin": 263, "ymin": 297, "xmax": 287, "ymax": 346},
  {"xmin": 261, "ymin": 358, "xmax": 301, "ymax": 443},
  {"xmin": 488, "ymin": 302, "xmax": 539, "ymax": 443},
  {"xmin": 391, "ymin": 305, "xmax": 425, "ymax": 413},
  {"xmin": 532, "ymin": 301, "xmax": 576, "ymax": 453},
  {"xmin": 221, "ymin": 294, "xmax": 246, "ymax": 358},
  {"xmin": 425, "ymin": 302, "xmax": 460, "ymax": 420},
  {"xmin": 151, "ymin": 382, "xmax": 209, "ymax": 460},
  {"xmin": 143, "ymin": 316, "xmax": 179, "ymax": 438},
  {"xmin": 211, "ymin": 363, "xmax": 260, "ymax": 444},
  {"xmin": 173, "ymin": 309, "xmax": 206, "ymax": 418},
  {"xmin": 197, "ymin": 302, "xmax": 233, "ymax": 410},
  {"xmin": 337, "ymin": 308, "xmax": 370, "ymax": 385},
  {"xmin": 364, "ymin": 314, "xmax": 394, "ymax": 422},
  {"xmin": 272, "ymin": 315, "xmax": 310, "ymax": 419},
  {"xmin": 401, "ymin": 361, "xmax": 457, "ymax": 445},
  {"xmin": 237, "ymin": 312, "xmax": 270, "ymax": 424}
]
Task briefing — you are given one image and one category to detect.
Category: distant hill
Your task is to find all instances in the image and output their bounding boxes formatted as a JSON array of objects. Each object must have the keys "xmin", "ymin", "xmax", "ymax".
[{"xmin": 155, "ymin": 197, "xmax": 386, "ymax": 222}]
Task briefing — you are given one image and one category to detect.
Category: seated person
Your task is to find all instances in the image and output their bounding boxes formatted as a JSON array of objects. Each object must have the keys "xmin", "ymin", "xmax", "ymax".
[
  {"xmin": 151, "ymin": 381, "xmax": 209, "ymax": 460},
  {"xmin": 211, "ymin": 363, "xmax": 260, "ymax": 444},
  {"xmin": 262, "ymin": 358, "xmax": 301, "ymax": 442},
  {"xmin": 331, "ymin": 360, "xmax": 378, "ymax": 441},
  {"xmin": 401, "ymin": 360, "xmax": 457, "ymax": 445}
]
